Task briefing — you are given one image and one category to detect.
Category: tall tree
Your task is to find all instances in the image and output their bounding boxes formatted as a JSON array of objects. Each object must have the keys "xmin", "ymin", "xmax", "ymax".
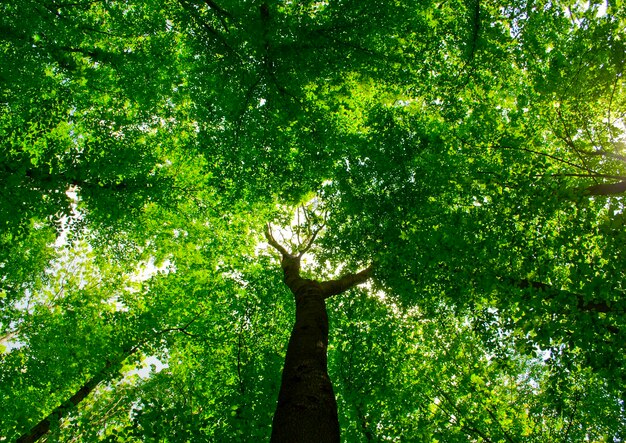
[{"xmin": 265, "ymin": 221, "xmax": 372, "ymax": 442}]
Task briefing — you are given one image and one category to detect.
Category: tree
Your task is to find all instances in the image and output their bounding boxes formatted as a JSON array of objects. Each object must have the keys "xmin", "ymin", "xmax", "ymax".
[
  {"xmin": 2, "ymin": 0, "xmax": 626, "ymax": 441},
  {"xmin": 265, "ymin": 220, "xmax": 372, "ymax": 442}
]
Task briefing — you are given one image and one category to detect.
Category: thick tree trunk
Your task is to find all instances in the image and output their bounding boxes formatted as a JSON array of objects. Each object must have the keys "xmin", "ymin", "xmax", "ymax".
[
  {"xmin": 270, "ymin": 278, "xmax": 340, "ymax": 443},
  {"xmin": 267, "ymin": 243, "xmax": 372, "ymax": 442}
]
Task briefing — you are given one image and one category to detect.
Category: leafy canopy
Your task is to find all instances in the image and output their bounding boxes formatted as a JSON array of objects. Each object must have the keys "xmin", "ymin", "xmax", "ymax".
[{"xmin": 1, "ymin": 0, "xmax": 626, "ymax": 441}]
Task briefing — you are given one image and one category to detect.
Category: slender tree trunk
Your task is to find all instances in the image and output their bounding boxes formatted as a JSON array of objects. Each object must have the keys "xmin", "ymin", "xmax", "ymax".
[
  {"xmin": 265, "ymin": 230, "xmax": 372, "ymax": 442},
  {"xmin": 17, "ymin": 375, "xmax": 103, "ymax": 443},
  {"xmin": 16, "ymin": 320, "xmax": 196, "ymax": 442},
  {"xmin": 16, "ymin": 353, "xmax": 129, "ymax": 443}
]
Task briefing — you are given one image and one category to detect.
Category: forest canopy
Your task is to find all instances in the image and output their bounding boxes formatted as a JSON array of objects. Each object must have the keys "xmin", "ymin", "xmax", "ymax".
[{"xmin": 1, "ymin": 0, "xmax": 626, "ymax": 441}]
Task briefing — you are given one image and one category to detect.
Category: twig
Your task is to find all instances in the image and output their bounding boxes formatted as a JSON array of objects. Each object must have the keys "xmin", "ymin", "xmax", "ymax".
[
  {"xmin": 554, "ymin": 107, "xmax": 595, "ymax": 179},
  {"xmin": 497, "ymin": 145, "xmax": 587, "ymax": 172}
]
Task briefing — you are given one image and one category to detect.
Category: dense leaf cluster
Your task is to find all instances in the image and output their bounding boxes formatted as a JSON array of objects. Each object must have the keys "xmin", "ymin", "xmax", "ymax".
[{"xmin": 1, "ymin": 0, "xmax": 625, "ymax": 441}]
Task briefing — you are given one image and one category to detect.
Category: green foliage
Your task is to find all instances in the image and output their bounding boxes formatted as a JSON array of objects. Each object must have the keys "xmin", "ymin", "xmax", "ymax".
[{"xmin": 2, "ymin": 0, "xmax": 626, "ymax": 441}]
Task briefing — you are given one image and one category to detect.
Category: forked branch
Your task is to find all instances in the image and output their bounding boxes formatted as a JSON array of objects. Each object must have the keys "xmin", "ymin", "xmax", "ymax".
[
  {"xmin": 265, "ymin": 219, "xmax": 325, "ymax": 259},
  {"xmin": 265, "ymin": 223, "xmax": 293, "ymax": 258},
  {"xmin": 297, "ymin": 222, "xmax": 324, "ymax": 258},
  {"xmin": 265, "ymin": 221, "xmax": 373, "ymax": 298}
]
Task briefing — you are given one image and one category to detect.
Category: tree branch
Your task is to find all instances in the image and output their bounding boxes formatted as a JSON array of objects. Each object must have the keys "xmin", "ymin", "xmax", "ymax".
[
  {"xmin": 320, "ymin": 265, "xmax": 373, "ymax": 299},
  {"xmin": 297, "ymin": 222, "xmax": 324, "ymax": 258},
  {"xmin": 201, "ymin": 0, "xmax": 232, "ymax": 33},
  {"xmin": 16, "ymin": 348, "xmax": 136, "ymax": 443},
  {"xmin": 584, "ymin": 149, "xmax": 626, "ymax": 163},
  {"xmin": 585, "ymin": 180, "xmax": 626, "ymax": 196},
  {"xmin": 467, "ymin": 0, "xmax": 480, "ymax": 63},
  {"xmin": 497, "ymin": 145, "xmax": 587, "ymax": 172},
  {"xmin": 554, "ymin": 107, "xmax": 595, "ymax": 176},
  {"xmin": 265, "ymin": 223, "xmax": 292, "ymax": 259},
  {"xmin": 177, "ymin": 0, "xmax": 241, "ymax": 60},
  {"xmin": 202, "ymin": 0, "xmax": 233, "ymax": 18},
  {"xmin": 506, "ymin": 278, "xmax": 618, "ymax": 313}
]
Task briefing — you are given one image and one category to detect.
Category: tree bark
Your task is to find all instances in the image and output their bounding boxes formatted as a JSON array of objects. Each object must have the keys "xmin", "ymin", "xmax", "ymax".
[
  {"xmin": 267, "ymin": 235, "xmax": 371, "ymax": 442},
  {"xmin": 270, "ymin": 276, "xmax": 340, "ymax": 443},
  {"xmin": 586, "ymin": 180, "xmax": 626, "ymax": 196}
]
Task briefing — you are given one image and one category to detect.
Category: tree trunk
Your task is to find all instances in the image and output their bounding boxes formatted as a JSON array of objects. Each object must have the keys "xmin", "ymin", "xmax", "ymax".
[
  {"xmin": 270, "ymin": 278, "xmax": 340, "ymax": 443},
  {"xmin": 16, "ymin": 359, "xmax": 122, "ymax": 443},
  {"xmin": 17, "ymin": 376, "xmax": 102, "ymax": 443},
  {"xmin": 266, "ymin": 234, "xmax": 371, "ymax": 442},
  {"xmin": 16, "ymin": 319, "xmax": 198, "ymax": 443}
]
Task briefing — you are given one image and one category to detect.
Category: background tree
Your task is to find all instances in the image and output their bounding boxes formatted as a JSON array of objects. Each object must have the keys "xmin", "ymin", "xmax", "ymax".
[{"xmin": 1, "ymin": 0, "xmax": 625, "ymax": 441}]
